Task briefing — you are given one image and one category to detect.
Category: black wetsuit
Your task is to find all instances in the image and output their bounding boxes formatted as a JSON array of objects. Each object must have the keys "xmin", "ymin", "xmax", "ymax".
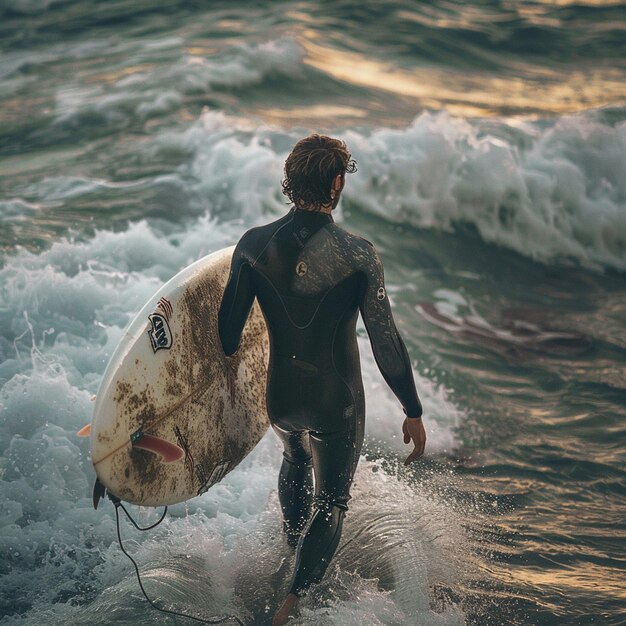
[{"xmin": 218, "ymin": 207, "xmax": 422, "ymax": 596}]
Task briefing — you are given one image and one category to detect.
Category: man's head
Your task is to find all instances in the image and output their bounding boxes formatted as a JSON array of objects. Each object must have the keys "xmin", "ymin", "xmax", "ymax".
[{"xmin": 282, "ymin": 134, "xmax": 357, "ymax": 212}]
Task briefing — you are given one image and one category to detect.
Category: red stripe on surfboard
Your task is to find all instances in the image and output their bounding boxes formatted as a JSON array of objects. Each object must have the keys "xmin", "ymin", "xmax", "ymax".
[
  {"xmin": 157, "ymin": 297, "xmax": 173, "ymax": 321},
  {"xmin": 132, "ymin": 434, "xmax": 184, "ymax": 463}
]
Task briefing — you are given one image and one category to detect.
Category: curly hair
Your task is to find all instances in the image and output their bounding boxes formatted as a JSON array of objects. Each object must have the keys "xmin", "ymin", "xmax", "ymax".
[{"xmin": 281, "ymin": 134, "xmax": 357, "ymax": 211}]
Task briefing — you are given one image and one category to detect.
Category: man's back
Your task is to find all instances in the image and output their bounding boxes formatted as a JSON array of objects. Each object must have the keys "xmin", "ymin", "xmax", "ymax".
[{"xmin": 218, "ymin": 206, "xmax": 422, "ymax": 426}]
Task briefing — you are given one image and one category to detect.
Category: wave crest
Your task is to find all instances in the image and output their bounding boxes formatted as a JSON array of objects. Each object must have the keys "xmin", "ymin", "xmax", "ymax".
[{"xmin": 344, "ymin": 109, "xmax": 626, "ymax": 271}]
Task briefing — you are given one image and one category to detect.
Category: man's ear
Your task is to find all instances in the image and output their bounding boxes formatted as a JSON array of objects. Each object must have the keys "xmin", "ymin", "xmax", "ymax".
[{"xmin": 333, "ymin": 173, "xmax": 344, "ymax": 192}]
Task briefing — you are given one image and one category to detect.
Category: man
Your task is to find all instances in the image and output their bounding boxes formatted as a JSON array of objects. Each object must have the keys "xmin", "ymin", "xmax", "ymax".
[{"xmin": 218, "ymin": 134, "xmax": 426, "ymax": 625}]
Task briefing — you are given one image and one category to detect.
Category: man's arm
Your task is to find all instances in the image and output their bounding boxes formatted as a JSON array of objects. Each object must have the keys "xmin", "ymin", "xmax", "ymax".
[
  {"xmin": 218, "ymin": 238, "xmax": 255, "ymax": 356},
  {"xmin": 358, "ymin": 241, "xmax": 422, "ymax": 418},
  {"xmin": 358, "ymin": 241, "xmax": 425, "ymax": 464}
]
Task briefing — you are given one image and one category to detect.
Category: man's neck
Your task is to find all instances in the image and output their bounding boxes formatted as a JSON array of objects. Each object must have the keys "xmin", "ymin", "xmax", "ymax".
[{"xmin": 296, "ymin": 203, "xmax": 333, "ymax": 215}]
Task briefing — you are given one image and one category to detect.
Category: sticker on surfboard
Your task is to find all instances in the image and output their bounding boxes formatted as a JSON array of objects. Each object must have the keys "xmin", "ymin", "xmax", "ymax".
[
  {"xmin": 148, "ymin": 313, "xmax": 172, "ymax": 352},
  {"xmin": 156, "ymin": 297, "xmax": 173, "ymax": 320}
]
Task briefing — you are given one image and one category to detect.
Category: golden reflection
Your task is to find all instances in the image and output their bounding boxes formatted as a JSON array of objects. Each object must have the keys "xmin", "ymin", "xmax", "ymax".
[
  {"xmin": 212, "ymin": 19, "xmax": 247, "ymax": 30},
  {"xmin": 86, "ymin": 64, "xmax": 155, "ymax": 85},
  {"xmin": 515, "ymin": 6, "xmax": 562, "ymax": 27},
  {"xmin": 254, "ymin": 104, "xmax": 367, "ymax": 124},
  {"xmin": 489, "ymin": 561, "xmax": 626, "ymax": 598},
  {"xmin": 525, "ymin": 408, "xmax": 592, "ymax": 423},
  {"xmin": 185, "ymin": 46, "xmax": 219, "ymax": 56},
  {"xmin": 285, "ymin": 9, "xmax": 319, "ymax": 24},
  {"xmin": 396, "ymin": 7, "xmax": 511, "ymax": 30},
  {"xmin": 302, "ymin": 38, "xmax": 626, "ymax": 116}
]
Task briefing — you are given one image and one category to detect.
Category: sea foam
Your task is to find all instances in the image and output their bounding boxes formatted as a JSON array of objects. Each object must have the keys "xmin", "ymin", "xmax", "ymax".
[
  {"xmin": 155, "ymin": 106, "xmax": 626, "ymax": 272},
  {"xmin": 343, "ymin": 109, "xmax": 626, "ymax": 271}
]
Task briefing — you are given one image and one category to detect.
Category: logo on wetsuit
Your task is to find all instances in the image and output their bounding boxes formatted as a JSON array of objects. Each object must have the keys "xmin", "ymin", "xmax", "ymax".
[
  {"xmin": 295, "ymin": 261, "xmax": 308, "ymax": 276},
  {"xmin": 377, "ymin": 287, "xmax": 386, "ymax": 300}
]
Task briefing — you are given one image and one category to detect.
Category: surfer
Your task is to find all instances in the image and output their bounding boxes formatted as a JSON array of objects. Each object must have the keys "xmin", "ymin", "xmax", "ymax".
[{"xmin": 218, "ymin": 134, "xmax": 426, "ymax": 625}]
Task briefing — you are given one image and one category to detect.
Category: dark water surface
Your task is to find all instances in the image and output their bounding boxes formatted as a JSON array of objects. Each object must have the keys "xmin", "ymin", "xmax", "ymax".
[{"xmin": 1, "ymin": 1, "xmax": 625, "ymax": 624}]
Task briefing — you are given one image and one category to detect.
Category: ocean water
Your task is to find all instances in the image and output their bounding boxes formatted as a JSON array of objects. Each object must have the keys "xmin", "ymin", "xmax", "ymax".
[{"xmin": 1, "ymin": 1, "xmax": 625, "ymax": 624}]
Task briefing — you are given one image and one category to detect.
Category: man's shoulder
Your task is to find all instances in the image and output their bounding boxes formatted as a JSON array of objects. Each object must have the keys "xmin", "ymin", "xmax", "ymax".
[
  {"xmin": 326, "ymin": 223, "xmax": 378, "ymax": 261},
  {"xmin": 327, "ymin": 222, "xmax": 373, "ymax": 247},
  {"xmin": 237, "ymin": 212, "xmax": 292, "ymax": 250}
]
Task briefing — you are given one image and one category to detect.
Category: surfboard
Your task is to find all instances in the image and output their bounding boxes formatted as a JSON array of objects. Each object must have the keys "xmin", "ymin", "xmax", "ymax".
[{"xmin": 89, "ymin": 246, "xmax": 270, "ymax": 507}]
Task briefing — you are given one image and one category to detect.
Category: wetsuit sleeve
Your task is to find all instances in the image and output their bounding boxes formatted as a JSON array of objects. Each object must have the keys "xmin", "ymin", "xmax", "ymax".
[
  {"xmin": 218, "ymin": 237, "xmax": 255, "ymax": 357},
  {"xmin": 358, "ymin": 243, "xmax": 423, "ymax": 418}
]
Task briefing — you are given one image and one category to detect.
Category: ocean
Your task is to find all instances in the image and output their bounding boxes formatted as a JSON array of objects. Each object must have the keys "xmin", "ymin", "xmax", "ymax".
[{"xmin": 0, "ymin": 1, "xmax": 624, "ymax": 624}]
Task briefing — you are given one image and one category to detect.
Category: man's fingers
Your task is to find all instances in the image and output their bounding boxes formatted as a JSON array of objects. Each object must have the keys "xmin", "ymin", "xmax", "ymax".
[
  {"xmin": 404, "ymin": 447, "xmax": 421, "ymax": 465},
  {"xmin": 404, "ymin": 440, "xmax": 426, "ymax": 465},
  {"xmin": 403, "ymin": 432, "xmax": 411, "ymax": 444},
  {"xmin": 404, "ymin": 450, "xmax": 418, "ymax": 465}
]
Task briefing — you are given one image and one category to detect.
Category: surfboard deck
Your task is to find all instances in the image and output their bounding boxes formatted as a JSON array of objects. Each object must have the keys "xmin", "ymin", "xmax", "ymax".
[{"xmin": 90, "ymin": 246, "xmax": 270, "ymax": 506}]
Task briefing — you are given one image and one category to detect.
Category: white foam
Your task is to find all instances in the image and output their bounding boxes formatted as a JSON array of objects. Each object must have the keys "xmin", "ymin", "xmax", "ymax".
[
  {"xmin": 344, "ymin": 109, "xmax": 626, "ymax": 271},
  {"xmin": 131, "ymin": 106, "xmax": 626, "ymax": 271},
  {"xmin": 124, "ymin": 106, "xmax": 292, "ymax": 226}
]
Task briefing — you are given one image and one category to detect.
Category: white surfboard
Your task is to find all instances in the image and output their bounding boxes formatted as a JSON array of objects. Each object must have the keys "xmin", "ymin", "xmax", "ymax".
[{"xmin": 90, "ymin": 246, "xmax": 270, "ymax": 506}]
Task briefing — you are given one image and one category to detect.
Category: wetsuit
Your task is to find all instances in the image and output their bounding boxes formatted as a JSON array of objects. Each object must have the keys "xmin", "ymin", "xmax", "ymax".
[{"xmin": 218, "ymin": 207, "xmax": 422, "ymax": 596}]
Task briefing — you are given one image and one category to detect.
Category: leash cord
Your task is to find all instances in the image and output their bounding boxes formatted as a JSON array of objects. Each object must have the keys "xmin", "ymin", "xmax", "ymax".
[{"xmin": 113, "ymin": 501, "xmax": 245, "ymax": 626}]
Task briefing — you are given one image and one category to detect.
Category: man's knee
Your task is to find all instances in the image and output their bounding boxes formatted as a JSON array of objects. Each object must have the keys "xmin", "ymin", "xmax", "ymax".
[{"xmin": 282, "ymin": 445, "xmax": 313, "ymax": 468}]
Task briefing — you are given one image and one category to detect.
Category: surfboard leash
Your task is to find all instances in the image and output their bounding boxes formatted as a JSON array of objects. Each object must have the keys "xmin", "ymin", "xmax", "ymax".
[{"xmin": 109, "ymin": 493, "xmax": 245, "ymax": 625}]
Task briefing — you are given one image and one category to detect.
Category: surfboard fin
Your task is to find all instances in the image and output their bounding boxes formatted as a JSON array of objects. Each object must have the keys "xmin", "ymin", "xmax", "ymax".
[
  {"xmin": 131, "ymin": 432, "xmax": 185, "ymax": 463},
  {"xmin": 93, "ymin": 477, "xmax": 106, "ymax": 510},
  {"xmin": 77, "ymin": 423, "xmax": 91, "ymax": 437}
]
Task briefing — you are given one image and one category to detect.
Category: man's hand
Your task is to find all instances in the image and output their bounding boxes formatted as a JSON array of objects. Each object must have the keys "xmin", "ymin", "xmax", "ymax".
[{"xmin": 403, "ymin": 417, "xmax": 426, "ymax": 465}]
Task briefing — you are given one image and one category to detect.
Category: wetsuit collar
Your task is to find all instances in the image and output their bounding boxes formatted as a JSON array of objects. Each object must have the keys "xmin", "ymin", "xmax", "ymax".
[{"xmin": 291, "ymin": 206, "xmax": 334, "ymax": 222}]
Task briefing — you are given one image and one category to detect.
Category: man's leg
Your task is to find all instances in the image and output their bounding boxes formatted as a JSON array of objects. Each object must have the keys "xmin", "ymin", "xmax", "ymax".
[
  {"xmin": 286, "ymin": 411, "xmax": 365, "ymax": 597},
  {"xmin": 272, "ymin": 424, "xmax": 314, "ymax": 547}
]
